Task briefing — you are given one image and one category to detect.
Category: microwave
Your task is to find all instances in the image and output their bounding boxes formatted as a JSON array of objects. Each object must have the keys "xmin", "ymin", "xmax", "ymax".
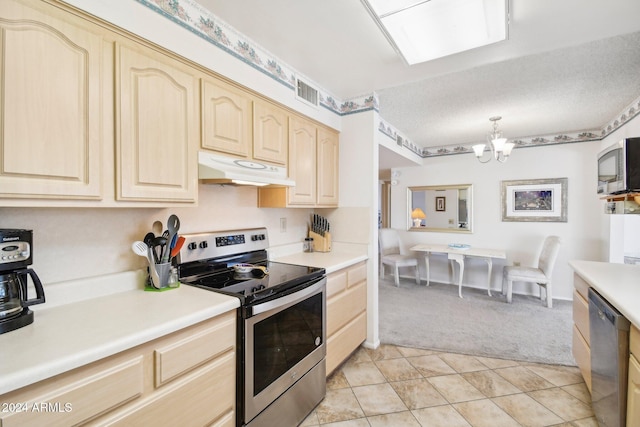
[{"xmin": 597, "ymin": 137, "xmax": 640, "ymax": 195}]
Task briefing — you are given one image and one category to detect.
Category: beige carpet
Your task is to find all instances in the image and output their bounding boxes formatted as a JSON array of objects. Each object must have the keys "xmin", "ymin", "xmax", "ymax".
[{"xmin": 378, "ymin": 277, "xmax": 576, "ymax": 366}]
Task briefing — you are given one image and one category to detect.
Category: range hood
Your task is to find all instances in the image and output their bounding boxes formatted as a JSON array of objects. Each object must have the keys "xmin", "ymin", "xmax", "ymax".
[{"xmin": 198, "ymin": 151, "xmax": 295, "ymax": 187}]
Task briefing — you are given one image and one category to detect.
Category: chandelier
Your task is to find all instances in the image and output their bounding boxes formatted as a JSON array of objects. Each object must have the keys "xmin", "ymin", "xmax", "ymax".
[{"xmin": 472, "ymin": 116, "xmax": 515, "ymax": 163}]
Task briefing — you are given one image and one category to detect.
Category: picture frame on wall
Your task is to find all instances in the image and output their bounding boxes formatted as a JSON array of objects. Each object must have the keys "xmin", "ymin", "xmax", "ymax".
[
  {"xmin": 435, "ymin": 196, "xmax": 446, "ymax": 212},
  {"xmin": 501, "ymin": 178, "xmax": 568, "ymax": 222}
]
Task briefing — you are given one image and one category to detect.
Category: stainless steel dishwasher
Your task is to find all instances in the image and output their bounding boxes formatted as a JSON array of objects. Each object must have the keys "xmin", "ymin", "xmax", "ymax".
[{"xmin": 589, "ymin": 288, "xmax": 630, "ymax": 427}]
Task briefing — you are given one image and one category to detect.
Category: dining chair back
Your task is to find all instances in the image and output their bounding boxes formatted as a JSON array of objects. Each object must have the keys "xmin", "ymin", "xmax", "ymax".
[
  {"xmin": 378, "ymin": 228, "xmax": 420, "ymax": 287},
  {"xmin": 502, "ymin": 235, "xmax": 561, "ymax": 308}
]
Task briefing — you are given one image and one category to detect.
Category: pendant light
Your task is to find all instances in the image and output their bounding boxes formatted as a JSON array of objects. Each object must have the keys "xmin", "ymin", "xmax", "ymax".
[{"xmin": 472, "ymin": 116, "xmax": 515, "ymax": 163}]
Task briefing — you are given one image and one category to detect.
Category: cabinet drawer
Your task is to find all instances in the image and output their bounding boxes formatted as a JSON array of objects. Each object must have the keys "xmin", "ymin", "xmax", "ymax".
[
  {"xmin": 1, "ymin": 357, "xmax": 143, "ymax": 427},
  {"xmin": 155, "ymin": 310, "xmax": 235, "ymax": 386},
  {"xmin": 99, "ymin": 351, "xmax": 235, "ymax": 426},
  {"xmin": 347, "ymin": 262, "xmax": 366, "ymax": 287},
  {"xmin": 327, "ymin": 311, "xmax": 367, "ymax": 375},
  {"xmin": 327, "ymin": 281, "xmax": 367, "ymax": 336},
  {"xmin": 573, "ymin": 273, "xmax": 590, "ymax": 300},
  {"xmin": 572, "ymin": 289, "xmax": 590, "ymax": 346},
  {"xmin": 631, "ymin": 325, "xmax": 640, "ymax": 358},
  {"xmin": 572, "ymin": 324, "xmax": 591, "ymax": 392},
  {"xmin": 327, "ymin": 270, "xmax": 347, "ymax": 299}
]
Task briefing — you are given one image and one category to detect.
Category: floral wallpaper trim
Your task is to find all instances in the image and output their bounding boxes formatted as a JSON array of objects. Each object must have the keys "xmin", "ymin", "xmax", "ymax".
[
  {"xmin": 134, "ymin": 0, "xmax": 377, "ymax": 117},
  {"xmin": 134, "ymin": 0, "xmax": 638, "ymax": 157},
  {"xmin": 378, "ymin": 95, "xmax": 640, "ymax": 158}
]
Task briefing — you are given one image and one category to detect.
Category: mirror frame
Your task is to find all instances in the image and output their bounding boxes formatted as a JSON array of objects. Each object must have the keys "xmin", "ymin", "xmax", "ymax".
[{"xmin": 407, "ymin": 184, "xmax": 473, "ymax": 233}]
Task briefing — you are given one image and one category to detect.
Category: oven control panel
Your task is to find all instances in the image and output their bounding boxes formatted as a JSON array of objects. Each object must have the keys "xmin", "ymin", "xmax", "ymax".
[
  {"xmin": 177, "ymin": 228, "xmax": 270, "ymax": 264},
  {"xmin": 216, "ymin": 234, "xmax": 246, "ymax": 246}
]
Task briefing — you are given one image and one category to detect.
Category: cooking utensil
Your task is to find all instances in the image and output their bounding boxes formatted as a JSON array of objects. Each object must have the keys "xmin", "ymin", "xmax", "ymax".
[
  {"xmin": 170, "ymin": 236, "xmax": 185, "ymax": 258},
  {"xmin": 132, "ymin": 241, "xmax": 161, "ymax": 288},
  {"xmin": 163, "ymin": 214, "xmax": 180, "ymax": 263},
  {"xmin": 143, "ymin": 232, "xmax": 155, "ymax": 247},
  {"xmin": 152, "ymin": 236, "xmax": 167, "ymax": 264}
]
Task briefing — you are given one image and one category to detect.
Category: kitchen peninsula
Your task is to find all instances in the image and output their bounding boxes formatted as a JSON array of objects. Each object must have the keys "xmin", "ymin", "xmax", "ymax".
[{"xmin": 569, "ymin": 260, "xmax": 640, "ymax": 425}]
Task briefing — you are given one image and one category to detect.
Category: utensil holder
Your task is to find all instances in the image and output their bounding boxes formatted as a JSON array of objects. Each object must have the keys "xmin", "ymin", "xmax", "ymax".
[
  {"xmin": 147, "ymin": 263, "xmax": 179, "ymax": 290},
  {"xmin": 308, "ymin": 230, "xmax": 331, "ymax": 252}
]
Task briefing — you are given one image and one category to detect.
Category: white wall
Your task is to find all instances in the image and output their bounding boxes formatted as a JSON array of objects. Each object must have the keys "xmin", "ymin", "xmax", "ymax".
[
  {"xmin": 389, "ymin": 138, "xmax": 604, "ymax": 300},
  {"xmin": 0, "ymin": 186, "xmax": 311, "ymax": 284},
  {"xmin": 335, "ymin": 110, "xmax": 380, "ymax": 349},
  {"xmin": 63, "ymin": 0, "xmax": 340, "ymax": 131}
]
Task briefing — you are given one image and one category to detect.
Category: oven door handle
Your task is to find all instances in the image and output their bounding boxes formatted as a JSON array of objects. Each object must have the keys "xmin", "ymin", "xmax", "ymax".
[{"xmin": 251, "ymin": 277, "xmax": 325, "ymax": 316}]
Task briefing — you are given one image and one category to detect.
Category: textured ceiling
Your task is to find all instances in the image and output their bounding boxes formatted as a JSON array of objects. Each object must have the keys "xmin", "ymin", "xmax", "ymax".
[{"xmin": 196, "ymin": 0, "xmax": 640, "ymax": 157}]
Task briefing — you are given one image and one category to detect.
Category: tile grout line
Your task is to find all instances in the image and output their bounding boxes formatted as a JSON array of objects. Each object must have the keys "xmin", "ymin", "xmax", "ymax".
[{"xmin": 308, "ymin": 344, "xmax": 595, "ymax": 427}]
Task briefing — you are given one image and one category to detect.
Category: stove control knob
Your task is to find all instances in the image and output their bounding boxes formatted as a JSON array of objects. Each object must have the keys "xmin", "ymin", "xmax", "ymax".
[
  {"xmin": 187, "ymin": 242, "xmax": 197, "ymax": 250},
  {"xmin": 199, "ymin": 241, "xmax": 208, "ymax": 249}
]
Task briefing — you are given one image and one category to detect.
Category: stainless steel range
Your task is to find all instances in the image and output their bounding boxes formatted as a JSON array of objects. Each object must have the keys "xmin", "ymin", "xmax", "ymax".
[{"xmin": 176, "ymin": 228, "xmax": 326, "ymax": 427}]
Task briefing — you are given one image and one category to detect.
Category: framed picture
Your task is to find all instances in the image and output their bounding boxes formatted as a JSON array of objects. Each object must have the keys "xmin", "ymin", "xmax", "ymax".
[
  {"xmin": 501, "ymin": 178, "xmax": 568, "ymax": 222},
  {"xmin": 435, "ymin": 196, "xmax": 446, "ymax": 212}
]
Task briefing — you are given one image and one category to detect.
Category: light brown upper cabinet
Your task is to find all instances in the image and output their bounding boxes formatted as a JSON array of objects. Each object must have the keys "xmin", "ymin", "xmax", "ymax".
[
  {"xmin": 116, "ymin": 42, "xmax": 199, "ymax": 202},
  {"xmin": 317, "ymin": 126, "xmax": 340, "ymax": 206},
  {"xmin": 252, "ymin": 98, "xmax": 288, "ymax": 165},
  {"xmin": 201, "ymin": 78, "xmax": 252, "ymax": 158},
  {"xmin": 0, "ymin": 0, "xmax": 105, "ymax": 200},
  {"xmin": 258, "ymin": 115, "xmax": 339, "ymax": 208},
  {"xmin": 287, "ymin": 114, "xmax": 318, "ymax": 205},
  {"xmin": 201, "ymin": 80, "xmax": 288, "ymax": 166}
]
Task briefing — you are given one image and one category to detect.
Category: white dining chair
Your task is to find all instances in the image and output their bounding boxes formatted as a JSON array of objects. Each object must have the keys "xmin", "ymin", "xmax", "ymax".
[
  {"xmin": 502, "ymin": 235, "xmax": 561, "ymax": 308},
  {"xmin": 379, "ymin": 228, "xmax": 420, "ymax": 287}
]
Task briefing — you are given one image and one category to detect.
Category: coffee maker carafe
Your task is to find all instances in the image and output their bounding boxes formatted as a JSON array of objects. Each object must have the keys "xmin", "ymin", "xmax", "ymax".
[{"xmin": 0, "ymin": 229, "xmax": 45, "ymax": 334}]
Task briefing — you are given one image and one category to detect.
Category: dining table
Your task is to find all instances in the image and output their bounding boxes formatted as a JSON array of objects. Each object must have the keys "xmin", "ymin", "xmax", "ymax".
[{"xmin": 410, "ymin": 243, "xmax": 507, "ymax": 298}]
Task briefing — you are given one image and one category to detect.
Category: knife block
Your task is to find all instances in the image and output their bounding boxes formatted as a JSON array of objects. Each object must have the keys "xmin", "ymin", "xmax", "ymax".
[{"xmin": 308, "ymin": 230, "xmax": 331, "ymax": 252}]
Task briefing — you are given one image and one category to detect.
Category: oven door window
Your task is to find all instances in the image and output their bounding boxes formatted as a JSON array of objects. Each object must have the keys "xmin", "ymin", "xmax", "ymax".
[{"xmin": 253, "ymin": 292, "xmax": 323, "ymax": 395}]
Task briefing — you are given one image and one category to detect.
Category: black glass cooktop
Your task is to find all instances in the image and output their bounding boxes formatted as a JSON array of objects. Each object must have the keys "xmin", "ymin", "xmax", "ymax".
[{"xmin": 180, "ymin": 259, "xmax": 325, "ymax": 305}]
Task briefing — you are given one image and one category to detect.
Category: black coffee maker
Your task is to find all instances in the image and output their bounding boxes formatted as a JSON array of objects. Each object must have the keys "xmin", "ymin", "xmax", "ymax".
[{"xmin": 0, "ymin": 229, "xmax": 45, "ymax": 334}]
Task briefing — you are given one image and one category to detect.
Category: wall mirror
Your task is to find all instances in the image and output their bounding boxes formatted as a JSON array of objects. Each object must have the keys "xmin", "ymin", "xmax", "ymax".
[{"xmin": 407, "ymin": 184, "xmax": 473, "ymax": 233}]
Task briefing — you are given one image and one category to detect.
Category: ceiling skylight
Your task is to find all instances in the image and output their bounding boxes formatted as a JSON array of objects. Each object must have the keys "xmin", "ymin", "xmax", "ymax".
[{"xmin": 362, "ymin": 0, "xmax": 508, "ymax": 65}]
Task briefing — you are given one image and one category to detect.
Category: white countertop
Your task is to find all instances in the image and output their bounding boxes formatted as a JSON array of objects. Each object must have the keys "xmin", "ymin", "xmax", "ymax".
[
  {"xmin": 0, "ymin": 271, "xmax": 239, "ymax": 396},
  {"xmin": 569, "ymin": 260, "xmax": 640, "ymax": 327},
  {"xmin": 272, "ymin": 251, "xmax": 368, "ymax": 274}
]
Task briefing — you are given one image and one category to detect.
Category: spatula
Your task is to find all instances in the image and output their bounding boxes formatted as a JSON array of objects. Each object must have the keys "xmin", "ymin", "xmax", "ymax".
[{"xmin": 132, "ymin": 241, "xmax": 161, "ymax": 288}]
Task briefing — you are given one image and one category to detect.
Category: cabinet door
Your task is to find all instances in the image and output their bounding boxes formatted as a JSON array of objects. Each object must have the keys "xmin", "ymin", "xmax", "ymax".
[
  {"xmin": 116, "ymin": 43, "xmax": 198, "ymax": 202},
  {"xmin": 0, "ymin": 0, "xmax": 104, "ymax": 200},
  {"xmin": 253, "ymin": 99, "xmax": 288, "ymax": 165},
  {"xmin": 201, "ymin": 78, "xmax": 252, "ymax": 158},
  {"xmin": 317, "ymin": 127, "xmax": 339, "ymax": 206},
  {"xmin": 628, "ymin": 354, "xmax": 640, "ymax": 426},
  {"xmin": 287, "ymin": 115, "xmax": 316, "ymax": 205}
]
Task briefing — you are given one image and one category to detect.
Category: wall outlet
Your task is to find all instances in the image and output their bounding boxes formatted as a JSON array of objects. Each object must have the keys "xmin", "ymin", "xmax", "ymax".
[
  {"xmin": 513, "ymin": 261, "xmax": 521, "ymax": 267},
  {"xmin": 280, "ymin": 217, "xmax": 287, "ymax": 232}
]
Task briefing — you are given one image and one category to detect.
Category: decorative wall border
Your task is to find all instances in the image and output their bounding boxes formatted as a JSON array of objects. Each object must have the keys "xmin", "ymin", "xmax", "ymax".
[
  {"xmin": 378, "ymin": 95, "xmax": 640, "ymax": 158},
  {"xmin": 134, "ymin": 0, "xmax": 377, "ymax": 117},
  {"xmin": 136, "ymin": 0, "xmax": 639, "ymax": 158}
]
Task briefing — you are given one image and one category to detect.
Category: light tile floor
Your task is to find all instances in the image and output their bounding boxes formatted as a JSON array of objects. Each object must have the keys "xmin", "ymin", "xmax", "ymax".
[{"xmin": 302, "ymin": 345, "xmax": 596, "ymax": 427}]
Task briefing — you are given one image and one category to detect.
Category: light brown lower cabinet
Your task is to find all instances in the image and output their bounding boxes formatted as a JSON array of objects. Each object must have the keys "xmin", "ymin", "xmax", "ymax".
[
  {"xmin": 628, "ymin": 325, "xmax": 640, "ymax": 425},
  {"xmin": 326, "ymin": 261, "xmax": 367, "ymax": 375},
  {"xmin": 0, "ymin": 311, "xmax": 236, "ymax": 427},
  {"xmin": 572, "ymin": 273, "xmax": 592, "ymax": 392}
]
